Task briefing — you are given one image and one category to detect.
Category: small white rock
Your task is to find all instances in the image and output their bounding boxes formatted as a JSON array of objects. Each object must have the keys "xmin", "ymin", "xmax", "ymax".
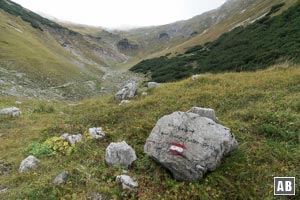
[
  {"xmin": 61, "ymin": 133, "xmax": 82, "ymax": 145},
  {"xmin": 0, "ymin": 107, "xmax": 21, "ymax": 117},
  {"xmin": 88, "ymin": 127, "xmax": 105, "ymax": 139},
  {"xmin": 116, "ymin": 175, "xmax": 138, "ymax": 190},
  {"xmin": 119, "ymin": 100, "xmax": 131, "ymax": 106}
]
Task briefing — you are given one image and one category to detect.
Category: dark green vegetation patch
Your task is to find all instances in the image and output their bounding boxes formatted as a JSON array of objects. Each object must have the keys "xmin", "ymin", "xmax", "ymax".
[{"xmin": 130, "ymin": 3, "xmax": 300, "ymax": 82}]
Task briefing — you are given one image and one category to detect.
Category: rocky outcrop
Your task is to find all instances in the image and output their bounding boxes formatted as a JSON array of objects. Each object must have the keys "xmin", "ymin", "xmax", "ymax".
[
  {"xmin": 105, "ymin": 141, "xmax": 137, "ymax": 167},
  {"xmin": 159, "ymin": 33, "xmax": 170, "ymax": 40},
  {"xmin": 144, "ymin": 109, "xmax": 238, "ymax": 182},
  {"xmin": 117, "ymin": 39, "xmax": 138, "ymax": 51},
  {"xmin": 116, "ymin": 175, "xmax": 138, "ymax": 190},
  {"xmin": 0, "ymin": 107, "xmax": 21, "ymax": 117},
  {"xmin": 19, "ymin": 155, "xmax": 40, "ymax": 173},
  {"xmin": 115, "ymin": 81, "xmax": 138, "ymax": 100},
  {"xmin": 53, "ymin": 171, "xmax": 68, "ymax": 185},
  {"xmin": 61, "ymin": 133, "xmax": 82, "ymax": 145},
  {"xmin": 88, "ymin": 127, "xmax": 105, "ymax": 139}
]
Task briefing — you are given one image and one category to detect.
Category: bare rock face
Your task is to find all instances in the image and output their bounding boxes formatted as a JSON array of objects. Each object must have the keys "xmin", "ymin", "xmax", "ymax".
[
  {"xmin": 0, "ymin": 107, "xmax": 21, "ymax": 117},
  {"xmin": 144, "ymin": 110, "xmax": 238, "ymax": 182},
  {"xmin": 105, "ymin": 141, "xmax": 137, "ymax": 167},
  {"xmin": 19, "ymin": 156, "xmax": 40, "ymax": 173},
  {"xmin": 187, "ymin": 107, "xmax": 219, "ymax": 123},
  {"xmin": 116, "ymin": 175, "xmax": 138, "ymax": 190},
  {"xmin": 115, "ymin": 81, "xmax": 138, "ymax": 100}
]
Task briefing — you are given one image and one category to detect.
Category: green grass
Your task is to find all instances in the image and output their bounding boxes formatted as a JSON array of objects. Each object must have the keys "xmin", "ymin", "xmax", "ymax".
[{"xmin": 1, "ymin": 64, "xmax": 300, "ymax": 199}]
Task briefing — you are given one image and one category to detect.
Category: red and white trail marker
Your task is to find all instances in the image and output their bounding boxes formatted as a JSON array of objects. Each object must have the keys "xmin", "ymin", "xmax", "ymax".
[{"xmin": 169, "ymin": 142, "xmax": 187, "ymax": 156}]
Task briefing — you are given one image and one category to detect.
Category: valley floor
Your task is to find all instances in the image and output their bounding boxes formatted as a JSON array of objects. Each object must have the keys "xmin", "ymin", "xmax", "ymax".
[{"xmin": 0, "ymin": 64, "xmax": 300, "ymax": 199}]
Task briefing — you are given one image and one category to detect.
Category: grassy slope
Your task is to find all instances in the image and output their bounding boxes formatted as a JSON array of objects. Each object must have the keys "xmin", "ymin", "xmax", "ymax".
[
  {"xmin": 130, "ymin": 2, "xmax": 300, "ymax": 83},
  {"xmin": 152, "ymin": 0, "xmax": 297, "ymax": 57},
  {"xmin": 0, "ymin": 10, "xmax": 90, "ymax": 86},
  {"xmin": 1, "ymin": 64, "xmax": 299, "ymax": 199}
]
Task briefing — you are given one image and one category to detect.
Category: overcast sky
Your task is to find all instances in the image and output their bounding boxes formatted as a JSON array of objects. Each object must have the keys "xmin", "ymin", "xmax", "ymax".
[{"xmin": 12, "ymin": 0, "xmax": 226, "ymax": 28}]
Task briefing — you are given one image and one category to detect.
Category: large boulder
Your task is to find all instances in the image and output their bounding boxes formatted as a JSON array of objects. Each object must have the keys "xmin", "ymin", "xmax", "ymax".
[
  {"xmin": 115, "ymin": 81, "xmax": 137, "ymax": 100},
  {"xmin": 19, "ymin": 155, "xmax": 40, "ymax": 173},
  {"xmin": 105, "ymin": 141, "xmax": 137, "ymax": 167},
  {"xmin": 144, "ymin": 111, "xmax": 238, "ymax": 182},
  {"xmin": 187, "ymin": 107, "xmax": 219, "ymax": 123},
  {"xmin": 147, "ymin": 82, "xmax": 160, "ymax": 89},
  {"xmin": 0, "ymin": 107, "xmax": 21, "ymax": 117}
]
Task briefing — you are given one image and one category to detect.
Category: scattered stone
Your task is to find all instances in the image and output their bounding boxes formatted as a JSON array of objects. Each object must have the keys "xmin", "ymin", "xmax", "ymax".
[
  {"xmin": 119, "ymin": 100, "xmax": 131, "ymax": 106},
  {"xmin": 88, "ymin": 127, "xmax": 105, "ymax": 139},
  {"xmin": 116, "ymin": 175, "xmax": 138, "ymax": 190},
  {"xmin": 187, "ymin": 107, "xmax": 219, "ymax": 123},
  {"xmin": 15, "ymin": 101, "xmax": 22, "ymax": 105},
  {"xmin": 89, "ymin": 192, "xmax": 112, "ymax": 200},
  {"xmin": 105, "ymin": 141, "xmax": 137, "ymax": 167},
  {"xmin": 0, "ymin": 186, "xmax": 8, "ymax": 194},
  {"xmin": 121, "ymin": 170, "xmax": 129, "ymax": 174},
  {"xmin": 61, "ymin": 133, "xmax": 82, "ymax": 145},
  {"xmin": 0, "ymin": 162, "xmax": 12, "ymax": 175},
  {"xmin": 53, "ymin": 171, "xmax": 68, "ymax": 185},
  {"xmin": 0, "ymin": 79, "xmax": 5, "ymax": 85},
  {"xmin": 191, "ymin": 74, "xmax": 200, "ymax": 81},
  {"xmin": 144, "ymin": 111, "xmax": 238, "ymax": 182},
  {"xmin": 0, "ymin": 107, "xmax": 21, "ymax": 117},
  {"xmin": 141, "ymin": 92, "xmax": 148, "ymax": 97},
  {"xmin": 19, "ymin": 155, "xmax": 40, "ymax": 173},
  {"xmin": 147, "ymin": 82, "xmax": 160, "ymax": 89},
  {"xmin": 239, "ymin": 127, "xmax": 248, "ymax": 132},
  {"xmin": 115, "ymin": 81, "xmax": 138, "ymax": 100}
]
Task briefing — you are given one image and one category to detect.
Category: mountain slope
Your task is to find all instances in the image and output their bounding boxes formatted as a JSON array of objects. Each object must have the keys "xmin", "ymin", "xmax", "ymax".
[
  {"xmin": 1, "ymin": 64, "xmax": 299, "ymax": 199},
  {"xmin": 0, "ymin": 0, "xmax": 137, "ymax": 100},
  {"xmin": 130, "ymin": 2, "xmax": 300, "ymax": 82}
]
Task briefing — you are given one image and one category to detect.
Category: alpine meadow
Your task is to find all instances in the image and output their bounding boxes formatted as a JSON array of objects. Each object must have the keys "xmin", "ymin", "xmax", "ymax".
[{"xmin": 0, "ymin": 0, "xmax": 300, "ymax": 199}]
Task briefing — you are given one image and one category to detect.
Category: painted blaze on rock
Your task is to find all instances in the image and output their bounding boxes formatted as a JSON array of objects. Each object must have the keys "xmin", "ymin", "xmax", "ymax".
[{"xmin": 144, "ymin": 110, "xmax": 238, "ymax": 182}]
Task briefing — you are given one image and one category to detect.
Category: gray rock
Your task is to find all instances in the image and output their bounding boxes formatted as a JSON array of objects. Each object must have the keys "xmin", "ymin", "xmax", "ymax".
[
  {"xmin": 0, "ymin": 79, "xmax": 5, "ymax": 85},
  {"xmin": 61, "ymin": 133, "xmax": 82, "ymax": 145},
  {"xmin": 53, "ymin": 171, "xmax": 68, "ymax": 185},
  {"xmin": 105, "ymin": 141, "xmax": 137, "ymax": 167},
  {"xmin": 119, "ymin": 100, "xmax": 131, "ymax": 106},
  {"xmin": 88, "ymin": 127, "xmax": 105, "ymax": 139},
  {"xmin": 187, "ymin": 107, "xmax": 219, "ymax": 123},
  {"xmin": 144, "ymin": 111, "xmax": 238, "ymax": 182},
  {"xmin": 116, "ymin": 175, "xmax": 138, "ymax": 190},
  {"xmin": 147, "ymin": 82, "xmax": 160, "ymax": 89},
  {"xmin": 0, "ymin": 107, "xmax": 21, "ymax": 117},
  {"xmin": 19, "ymin": 155, "xmax": 40, "ymax": 173},
  {"xmin": 115, "ymin": 81, "xmax": 138, "ymax": 100}
]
